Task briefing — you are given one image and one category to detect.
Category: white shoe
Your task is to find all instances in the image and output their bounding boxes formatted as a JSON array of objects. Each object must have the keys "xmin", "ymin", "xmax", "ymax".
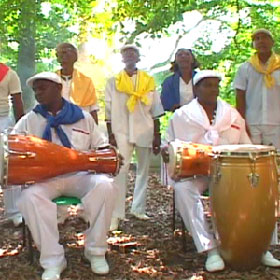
[
  {"xmin": 10, "ymin": 213, "xmax": 23, "ymax": 227},
  {"xmin": 85, "ymin": 251, "xmax": 109, "ymax": 275},
  {"xmin": 262, "ymin": 251, "xmax": 280, "ymax": 267},
  {"xmin": 205, "ymin": 249, "xmax": 225, "ymax": 272},
  {"xmin": 41, "ymin": 260, "xmax": 67, "ymax": 280},
  {"xmin": 130, "ymin": 211, "xmax": 150, "ymax": 220},
  {"xmin": 110, "ymin": 217, "xmax": 119, "ymax": 231}
]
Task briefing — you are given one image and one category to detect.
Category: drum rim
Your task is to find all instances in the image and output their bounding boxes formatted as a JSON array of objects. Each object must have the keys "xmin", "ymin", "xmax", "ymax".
[{"xmin": 211, "ymin": 150, "xmax": 275, "ymax": 158}]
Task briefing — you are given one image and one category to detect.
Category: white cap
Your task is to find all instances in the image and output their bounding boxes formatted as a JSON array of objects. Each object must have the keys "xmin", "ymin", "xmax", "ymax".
[
  {"xmin": 26, "ymin": 72, "xmax": 62, "ymax": 87},
  {"xmin": 120, "ymin": 44, "xmax": 139, "ymax": 54},
  {"xmin": 252, "ymin": 28, "xmax": 273, "ymax": 40},
  {"xmin": 193, "ymin": 70, "xmax": 221, "ymax": 86}
]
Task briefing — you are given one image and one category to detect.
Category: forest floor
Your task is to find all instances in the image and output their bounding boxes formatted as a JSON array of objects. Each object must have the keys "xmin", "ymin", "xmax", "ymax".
[{"xmin": 0, "ymin": 171, "xmax": 280, "ymax": 280}]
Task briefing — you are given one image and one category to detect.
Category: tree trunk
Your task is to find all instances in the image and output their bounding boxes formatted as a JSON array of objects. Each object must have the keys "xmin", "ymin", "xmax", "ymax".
[{"xmin": 17, "ymin": 0, "xmax": 37, "ymax": 112}]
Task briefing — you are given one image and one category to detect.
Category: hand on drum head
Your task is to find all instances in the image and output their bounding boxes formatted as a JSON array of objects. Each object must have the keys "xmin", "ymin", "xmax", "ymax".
[
  {"xmin": 161, "ymin": 146, "xmax": 169, "ymax": 163},
  {"xmin": 108, "ymin": 133, "xmax": 118, "ymax": 148}
]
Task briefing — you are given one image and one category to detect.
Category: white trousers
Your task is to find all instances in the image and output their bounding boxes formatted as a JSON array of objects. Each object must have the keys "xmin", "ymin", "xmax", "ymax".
[
  {"xmin": 174, "ymin": 176, "xmax": 216, "ymax": 253},
  {"xmin": 249, "ymin": 124, "xmax": 280, "ymax": 149},
  {"xmin": 113, "ymin": 134, "xmax": 151, "ymax": 219},
  {"xmin": 17, "ymin": 172, "xmax": 117, "ymax": 270},
  {"xmin": 0, "ymin": 115, "xmax": 22, "ymax": 218}
]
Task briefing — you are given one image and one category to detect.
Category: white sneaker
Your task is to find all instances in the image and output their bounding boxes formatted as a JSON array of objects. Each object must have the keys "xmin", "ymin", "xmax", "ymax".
[
  {"xmin": 110, "ymin": 217, "xmax": 119, "ymax": 231},
  {"xmin": 10, "ymin": 213, "xmax": 23, "ymax": 227},
  {"xmin": 85, "ymin": 251, "xmax": 109, "ymax": 275},
  {"xmin": 205, "ymin": 249, "xmax": 225, "ymax": 272},
  {"xmin": 262, "ymin": 251, "xmax": 280, "ymax": 267},
  {"xmin": 130, "ymin": 211, "xmax": 150, "ymax": 220},
  {"xmin": 41, "ymin": 260, "xmax": 67, "ymax": 280}
]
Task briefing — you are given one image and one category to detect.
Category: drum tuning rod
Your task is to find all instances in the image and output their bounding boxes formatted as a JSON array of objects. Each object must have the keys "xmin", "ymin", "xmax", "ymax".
[
  {"xmin": 6, "ymin": 150, "xmax": 36, "ymax": 158},
  {"xmin": 88, "ymin": 156, "xmax": 118, "ymax": 162}
]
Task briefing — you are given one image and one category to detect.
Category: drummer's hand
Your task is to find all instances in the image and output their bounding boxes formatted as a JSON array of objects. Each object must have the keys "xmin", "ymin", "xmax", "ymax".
[
  {"xmin": 161, "ymin": 146, "xmax": 169, "ymax": 163},
  {"xmin": 108, "ymin": 133, "xmax": 118, "ymax": 148},
  {"xmin": 118, "ymin": 153, "xmax": 124, "ymax": 167},
  {"xmin": 152, "ymin": 133, "xmax": 161, "ymax": 155}
]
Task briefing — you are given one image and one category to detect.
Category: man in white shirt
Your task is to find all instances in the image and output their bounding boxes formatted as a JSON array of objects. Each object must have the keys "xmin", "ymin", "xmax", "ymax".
[
  {"xmin": 234, "ymin": 28, "xmax": 280, "ymax": 148},
  {"xmin": 162, "ymin": 70, "xmax": 280, "ymax": 272},
  {"xmin": 105, "ymin": 45, "xmax": 164, "ymax": 230},
  {"xmin": 55, "ymin": 43, "xmax": 99, "ymax": 124},
  {"xmin": 14, "ymin": 72, "xmax": 117, "ymax": 280},
  {"xmin": 0, "ymin": 63, "xmax": 24, "ymax": 226}
]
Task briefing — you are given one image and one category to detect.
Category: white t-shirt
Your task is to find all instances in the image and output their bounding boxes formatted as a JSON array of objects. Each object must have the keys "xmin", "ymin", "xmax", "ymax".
[
  {"xmin": 105, "ymin": 74, "xmax": 164, "ymax": 147},
  {"xmin": 179, "ymin": 77, "xmax": 193, "ymax": 106},
  {"xmin": 0, "ymin": 68, "xmax": 21, "ymax": 116},
  {"xmin": 234, "ymin": 62, "xmax": 280, "ymax": 125}
]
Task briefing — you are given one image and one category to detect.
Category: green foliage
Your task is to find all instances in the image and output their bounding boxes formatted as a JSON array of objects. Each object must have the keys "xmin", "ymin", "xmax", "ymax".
[{"xmin": 1, "ymin": 0, "xmax": 280, "ymax": 112}]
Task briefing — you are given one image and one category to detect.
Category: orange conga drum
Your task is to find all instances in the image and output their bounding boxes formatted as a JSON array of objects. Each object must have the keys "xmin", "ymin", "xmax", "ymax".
[
  {"xmin": 0, "ymin": 133, "xmax": 120, "ymax": 186},
  {"xmin": 210, "ymin": 144, "xmax": 278, "ymax": 271},
  {"xmin": 167, "ymin": 141, "xmax": 212, "ymax": 179}
]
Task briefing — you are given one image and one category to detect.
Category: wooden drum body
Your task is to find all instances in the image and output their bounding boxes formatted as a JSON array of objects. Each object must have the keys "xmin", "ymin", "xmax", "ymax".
[
  {"xmin": 0, "ymin": 133, "xmax": 120, "ymax": 187},
  {"xmin": 210, "ymin": 144, "xmax": 278, "ymax": 271},
  {"xmin": 167, "ymin": 141, "xmax": 212, "ymax": 179}
]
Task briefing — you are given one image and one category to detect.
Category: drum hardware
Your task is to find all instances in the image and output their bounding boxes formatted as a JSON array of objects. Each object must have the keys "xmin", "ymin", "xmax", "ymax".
[
  {"xmin": 248, "ymin": 153, "xmax": 259, "ymax": 188},
  {"xmin": 89, "ymin": 156, "xmax": 118, "ymax": 162},
  {"xmin": 174, "ymin": 146, "xmax": 183, "ymax": 178},
  {"xmin": 167, "ymin": 141, "xmax": 212, "ymax": 179},
  {"xmin": 212, "ymin": 156, "xmax": 221, "ymax": 184}
]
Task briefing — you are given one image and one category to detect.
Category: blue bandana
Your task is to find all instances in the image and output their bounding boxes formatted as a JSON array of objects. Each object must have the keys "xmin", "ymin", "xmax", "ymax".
[{"xmin": 33, "ymin": 99, "xmax": 84, "ymax": 148}]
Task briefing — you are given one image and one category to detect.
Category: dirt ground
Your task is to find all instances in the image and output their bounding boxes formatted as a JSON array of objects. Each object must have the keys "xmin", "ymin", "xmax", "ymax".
[{"xmin": 0, "ymin": 171, "xmax": 280, "ymax": 280}]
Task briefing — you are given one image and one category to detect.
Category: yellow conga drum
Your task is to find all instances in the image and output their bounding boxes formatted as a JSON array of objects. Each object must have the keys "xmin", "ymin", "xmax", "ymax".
[{"xmin": 210, "ymin": 144, "xmax": 278, "ymax": 271}]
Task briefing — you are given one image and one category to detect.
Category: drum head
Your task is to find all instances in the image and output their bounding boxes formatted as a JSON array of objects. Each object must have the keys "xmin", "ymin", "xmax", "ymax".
[{"xmin": 212, "ymin": 144, "xmax": 275, "ymax": 157}]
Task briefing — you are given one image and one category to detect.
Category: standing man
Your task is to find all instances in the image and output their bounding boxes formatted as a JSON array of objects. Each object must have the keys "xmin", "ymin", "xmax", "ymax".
[
  {"xmin": 0, "ymin": 63, "xmax": 24, "ymax": 226},
  {"xmin": 234, "ymin": 28, "xmax": 280, "ymax": 148},
  {"xmin": 55, "ymin": 43, "xmax": 99, "ymax": 124},
  {"xmin": 105, "ymin": 45, "xmax": 164, "ymax": 230},
  {"xmin": 162, "ymin": 70, "xmax": 280, "ymax": 272},
  {"xmin": 15, "ymin": 72, "xmax": 117, "ymax": 279}
]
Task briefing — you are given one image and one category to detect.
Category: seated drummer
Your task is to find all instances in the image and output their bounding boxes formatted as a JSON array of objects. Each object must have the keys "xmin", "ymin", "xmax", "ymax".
[
  {"xmin": 161, "ymin": 70, "xmax": 280, "ymax": 272},
  {"xmin": 13, "ymin": 72, "xmax": 118, "ymax": 280}
]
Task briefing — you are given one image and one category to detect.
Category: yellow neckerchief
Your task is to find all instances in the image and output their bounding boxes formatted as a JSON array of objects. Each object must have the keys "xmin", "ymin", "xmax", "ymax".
[
  {"xmin": 249, "ymin": 52, "xmax": 280, "ymax": 88},
  {"xmin": 56, "ymin": 69, "xmax": 97, "ymax": 106},
  {"xmin": 115, "ymin": 70, "xmax": 155, "ymax": 112}
]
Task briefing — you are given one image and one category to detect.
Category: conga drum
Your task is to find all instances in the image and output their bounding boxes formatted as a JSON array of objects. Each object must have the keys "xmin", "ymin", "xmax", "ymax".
[
  {"xmin": 0, "ymin": 133, "xmax": 120, "ymax": 186},
  {"xmin": 210, "ymin": 144, "xmax": 278, "ymax": 271},
  {"xmin": 167, "ymin": 141, "xmax": 212, "ymax": 180}
]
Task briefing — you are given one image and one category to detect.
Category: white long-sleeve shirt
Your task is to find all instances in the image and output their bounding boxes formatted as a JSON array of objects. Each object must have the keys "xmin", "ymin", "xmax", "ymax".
[{"xmin": 166, "ymin": 98, "xmax": 251, "ymax": 145}]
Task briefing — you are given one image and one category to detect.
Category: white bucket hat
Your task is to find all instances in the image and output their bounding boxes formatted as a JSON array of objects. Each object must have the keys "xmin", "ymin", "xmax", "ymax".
[{"xmin": 26, "ymin": 72, "xmax": 62, "ymax": 87}]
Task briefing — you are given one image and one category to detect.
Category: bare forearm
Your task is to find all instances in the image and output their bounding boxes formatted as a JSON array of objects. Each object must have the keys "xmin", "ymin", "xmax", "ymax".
[
  {"xmin": 90, "ymin": 110, "xmax": 98, "ymax": 125},
  {"xmin": 236, "ymin": 89, "xmax": 246, "ymax": 119},
  {"xmin": 11, "ymin": 93, "xmax": 24, "ymax": 121}
]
